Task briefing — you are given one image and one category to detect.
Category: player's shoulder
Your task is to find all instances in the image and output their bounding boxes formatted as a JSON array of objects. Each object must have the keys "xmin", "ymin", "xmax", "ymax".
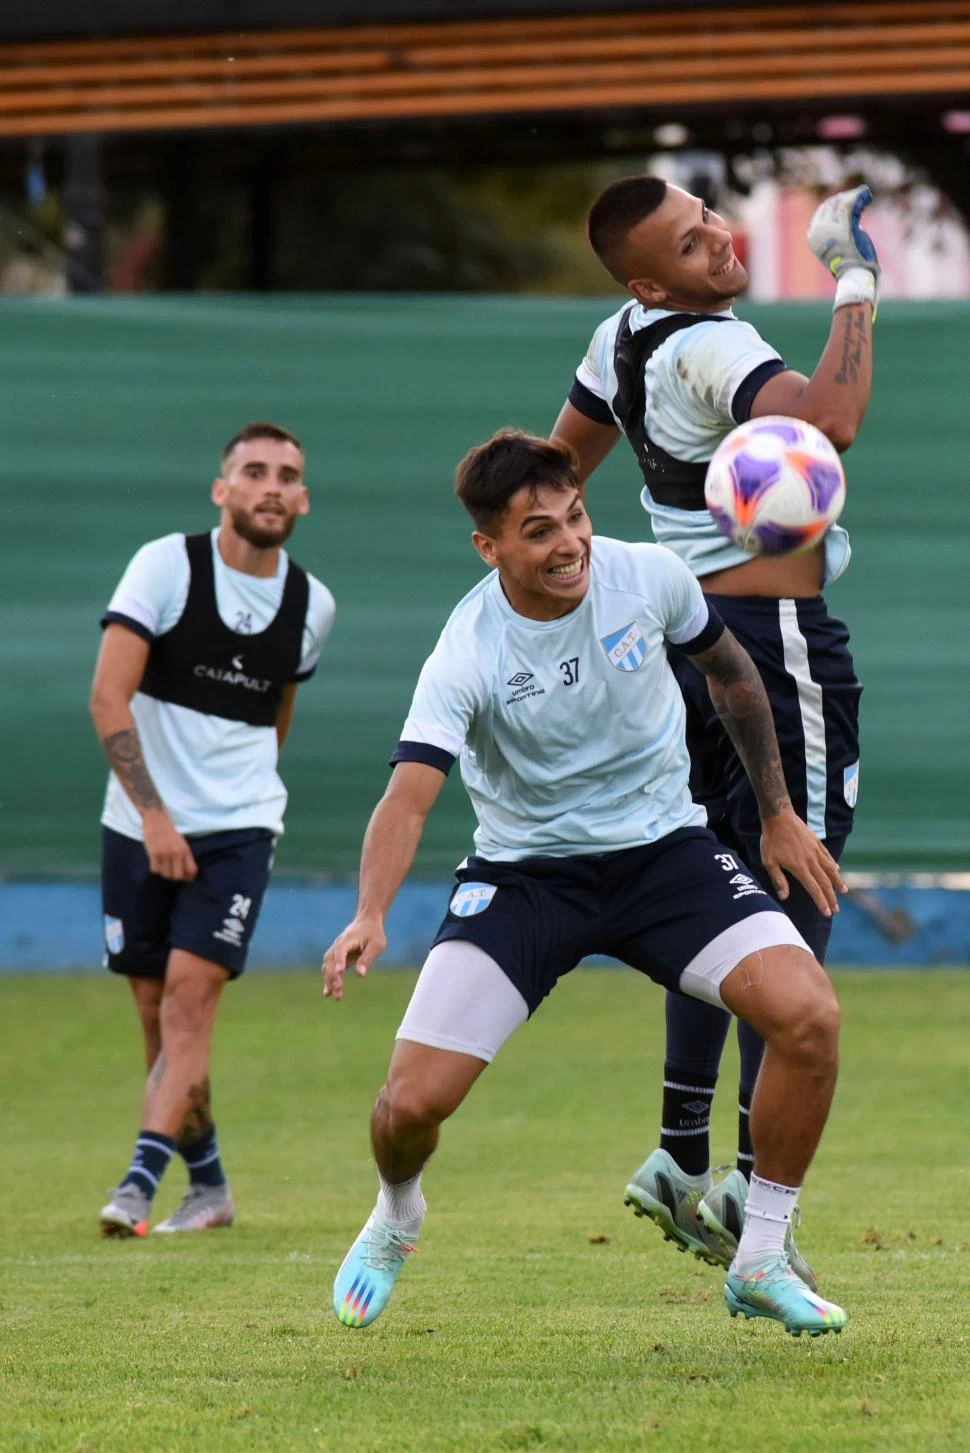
[
  {"xmin": 123, "ymin": 531, "xmax": 189, "ymax": 574},
  {"xmin": 430, "ymin": 572, "xmax": 501, "ymax": 664},
  {"xmin": 591, "ymin": 535, "xmax": 692, "ymax": 591},
  {"xmin": 672, "ymin": 309, "xmax": 773, "ymax": 359},
  {"xmin": 589, "ymin": 299, "xmax": 635, "ymax": 347},
  {"xmin": 439, "ymin": 570, "xmax": 498, "ymax": 635}
]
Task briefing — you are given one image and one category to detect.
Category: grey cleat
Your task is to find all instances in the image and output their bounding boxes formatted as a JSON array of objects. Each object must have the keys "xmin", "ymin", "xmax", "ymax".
[
  {"xmin": 100, "ymin": 1183, "xmax": 151, "ymax": 1238},
  {"xmin": 153, "ymin": 1183, "xmax": 235, "ymax": 1233},
  {"xmin": 698, "ymin": 1168, "xmax": 818, "ymax": 1290},
  {"xmin": 624, "ymin": 1148, "xmax": 725, "ymax": 1266}
]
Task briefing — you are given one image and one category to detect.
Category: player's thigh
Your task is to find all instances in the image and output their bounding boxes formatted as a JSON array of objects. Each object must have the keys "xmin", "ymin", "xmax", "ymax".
[
  {"xmin": 397, "ymin": 940, "xmax": 530, "ymax": 1068},
  {"xmin": 606, "ymin": 827, "xmax": 809, "ymax": 1009},
  {"xmin": 101, "ymin": 826, "xmax": 174, "ymax": 980},
  {"xmin": 170, "ymin": 828, "xmax": 276, "ymax": 979},
  {"xmin": 427, "ymin": 857, "xmax": 598, "ymax": 1018},
  {"xmin": 719, "ymin": 943, "xmax": 839, "ymax": 1052},
  {"xmin": 389, "ymin": 942, "xmax": 528, "ymax": 1125}
]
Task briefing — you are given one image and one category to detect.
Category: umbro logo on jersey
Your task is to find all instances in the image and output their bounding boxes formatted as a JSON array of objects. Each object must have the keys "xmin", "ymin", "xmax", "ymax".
[{"xmin": 505, "ymin": 670, "xmax": 545, "ymax": 706}]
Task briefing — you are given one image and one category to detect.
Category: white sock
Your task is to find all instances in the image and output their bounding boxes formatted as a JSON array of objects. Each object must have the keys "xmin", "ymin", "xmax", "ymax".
[
  {"xmin": 377, "ymin": 1171, "xmax": 426, "ymax": 1234},
  {"xmin": 734, "ymin": 1173, "xmax": 800, "ymax": 1271}
]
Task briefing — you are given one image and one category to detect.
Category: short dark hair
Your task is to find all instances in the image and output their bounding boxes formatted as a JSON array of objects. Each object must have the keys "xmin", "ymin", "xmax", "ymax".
[
  {"xmin": 220, "ymin": 421, "xmax": 302, "ymax": 469},
  {"xmin": 455, "ymin": 428, "xmax": 580, "ymax": 533},
  {"xmin": 587, "ymin": 175, "xmax": 668, "ymax": 285}
]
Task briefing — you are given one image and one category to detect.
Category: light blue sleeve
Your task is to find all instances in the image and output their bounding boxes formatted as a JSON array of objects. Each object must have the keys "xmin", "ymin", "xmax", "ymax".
[
  {"xmin": 399, "ymin": 629, "xmax": 486, "ymax": 759},
  {"xmin": 649, "ymin": 547, "xmax": 713, "ymax": 646}
]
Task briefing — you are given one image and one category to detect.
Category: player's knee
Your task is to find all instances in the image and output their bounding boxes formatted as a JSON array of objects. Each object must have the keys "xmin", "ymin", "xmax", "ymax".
[
  {"xmin": 780, "ymin": 979, "xmax": 840, "ymax": 1071},
  {"xmin": 380, "ymin": 1077, "xmax": 455, "ymax": 1135},
  {"xmin": 160, "ymin": 977, "xmax": 220, "ymax": 1041}
]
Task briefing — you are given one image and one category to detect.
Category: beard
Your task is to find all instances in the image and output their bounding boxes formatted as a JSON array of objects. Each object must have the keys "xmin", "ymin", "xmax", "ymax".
[{"xmin": 228, "ymin": 503, "xmax": 297, "ymax": 549}]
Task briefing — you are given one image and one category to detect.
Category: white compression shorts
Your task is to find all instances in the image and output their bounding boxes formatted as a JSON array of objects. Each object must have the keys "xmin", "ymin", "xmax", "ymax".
[{"xmin": 396, "ymin": 911, "xmax": 809, "ymax": 1065}]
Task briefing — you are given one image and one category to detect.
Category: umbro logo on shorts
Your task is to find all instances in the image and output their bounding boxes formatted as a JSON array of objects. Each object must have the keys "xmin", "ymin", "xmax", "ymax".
[{"xmin": 449, "ymin": 883, "xmax": 497, "ymax": 918}]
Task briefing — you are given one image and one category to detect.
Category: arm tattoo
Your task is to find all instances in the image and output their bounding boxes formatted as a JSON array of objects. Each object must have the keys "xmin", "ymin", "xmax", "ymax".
[
  {"xmin": 690, "ymin": 630, "xmax": 791, "ymax": 819},
  {"xmin": 102, "ymin": 728, "xmax": 163, "ymax": 811},
  {"xmin": 834, "ymin": 306, "xmax": 869, "ymax": 387},
  {"xmin": 176, "ymin": 1077, "xmax": 213, "ymax": 1145}
]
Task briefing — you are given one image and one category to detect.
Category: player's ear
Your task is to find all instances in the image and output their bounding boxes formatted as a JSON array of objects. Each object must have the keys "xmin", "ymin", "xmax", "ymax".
[
  {"xmin": 211, "ymin": 476, "xmax": 227, "ymax": 507},
  {"xmin": 629, "ymin": 276, "xmax": 667, "ymax": 307},
  {"xmin": 297, "ymin": 486, "xmax": 310, "ymax": 516},
  {"xmin": 472, "ymin": 530, "xmax": 498, "ymax": 568}
]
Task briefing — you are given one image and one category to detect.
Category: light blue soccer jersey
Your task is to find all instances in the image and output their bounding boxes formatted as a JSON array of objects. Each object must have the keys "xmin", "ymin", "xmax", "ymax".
[
  {"xmin": 572, "ymin": 302, "xmax": 851, "ymax": 583},
  {"xmin": 392, "ymin": 536, "xmax": 723, "ymax": 861}
]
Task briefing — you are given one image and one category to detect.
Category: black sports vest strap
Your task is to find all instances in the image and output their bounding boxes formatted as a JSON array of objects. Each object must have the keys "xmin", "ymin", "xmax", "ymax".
[
  {"xmin": 612, "ymin": 307, "xmax": 730, "ymax": 511},
  {"xmin": 139, "ymin": 532, "xmax": 310, "ymax": 727}
]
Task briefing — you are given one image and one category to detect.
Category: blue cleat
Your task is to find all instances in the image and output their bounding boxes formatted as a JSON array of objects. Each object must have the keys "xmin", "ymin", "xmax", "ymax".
[
  {"xmin": 333, "ymin": 1210, "xmax": 417, "ymax": 1328},
  {"xmin": 725, "ymin": 1254, "xmax": 847, "ymax": 1337}
]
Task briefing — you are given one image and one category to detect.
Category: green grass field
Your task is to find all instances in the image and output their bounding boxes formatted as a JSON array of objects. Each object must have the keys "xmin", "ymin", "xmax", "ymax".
[{"xmin": 2, "ymin": 967, "xmax": 968, "ymax": 1453}]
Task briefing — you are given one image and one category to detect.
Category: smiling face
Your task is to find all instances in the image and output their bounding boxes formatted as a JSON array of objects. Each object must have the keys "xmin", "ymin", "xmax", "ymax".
[
  {"xmin": 473, "ymin": 484, "xmax": 593, "ymax": 621},
  {"xmin": 212, "ymin": 436, "xmax": 309, "ymax": 549},
  {"xmin": 624, "ymin": 185, "xmax": 748, "ymax": 312}
]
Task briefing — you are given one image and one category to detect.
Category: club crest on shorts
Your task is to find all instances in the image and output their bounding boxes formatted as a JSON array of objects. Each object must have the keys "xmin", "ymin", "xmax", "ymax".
[
  {"xmin": 600, "ymin": 621, "xmax": 646, "ymax": 672},
  {"xmin": 843, "ymin": 760, "xmax": 860, "ymax": 808},
  {"xmin": 449, "ymin": 882, "xmax": 497, "ymax": 918},
  {"xmin": 104, "ymin": 915, "xmax": 125, "ymax": 954}
]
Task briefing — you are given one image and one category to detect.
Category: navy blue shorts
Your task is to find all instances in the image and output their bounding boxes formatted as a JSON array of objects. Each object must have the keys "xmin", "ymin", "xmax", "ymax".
[
  {"xmin": 668, "ymin": 594, "xmax": 859, "ymax": 964},
  {"xmin": 101, "ymin": 826, "xmax": 275, "ymax": 979},
  {"xmin": 430, "ymin": 826, "xmax": 797, "ymax": 1016},
  {"xmin": 671, "ymin": 593, "xmax": 860, "ymax": 839}
]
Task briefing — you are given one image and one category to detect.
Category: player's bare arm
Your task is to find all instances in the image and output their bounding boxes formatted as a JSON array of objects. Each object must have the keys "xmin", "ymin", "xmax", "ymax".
[
  {"xmin": 550, "ymin": 401, "xmax": 620, "ymax": 482},
  {"xmin": 750, "ymin": 185, "xmax": 878, "ymax": 451},
  {"xmin": 689, "ymin": 627, "xmax": 846, "ymax": 914},
  {"xmin": 90, "ymin": 623, "xmax": 197, "ymax": 881},
  {"xmin": 749, "ymin": 303, "xmax": 872, "ymax": 452},
  {"xmin": 322, "ymin": 762, "xmax": 446, "ymax": 1000}
]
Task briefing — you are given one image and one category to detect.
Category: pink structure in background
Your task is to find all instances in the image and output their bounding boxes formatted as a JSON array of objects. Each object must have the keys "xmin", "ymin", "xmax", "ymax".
[{"xmin": 737, "ymin": 180, "xmax": 970, "ymax": 301}]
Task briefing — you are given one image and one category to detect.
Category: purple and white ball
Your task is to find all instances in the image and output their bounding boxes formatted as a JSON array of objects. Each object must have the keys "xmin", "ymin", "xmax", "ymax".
[{"xmin": 704, "ymin": 415, "xmax": 846, "ymax": 556}]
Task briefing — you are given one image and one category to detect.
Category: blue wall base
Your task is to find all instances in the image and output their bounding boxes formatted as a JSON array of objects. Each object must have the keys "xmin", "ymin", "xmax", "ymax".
[{"xmin": 1, "ymin": 879, "xmax": 968, "ymax": 972}]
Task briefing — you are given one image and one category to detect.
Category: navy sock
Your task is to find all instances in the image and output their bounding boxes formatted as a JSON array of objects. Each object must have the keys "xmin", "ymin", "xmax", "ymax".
[
  {"xmin": 660, "ymin": 1064, "xmax": 718, "ymax": 1176},
  {"xmin": 120, "ymin": 1131, "xmax": 176, "ymax": 1200},
  {"xmin": 736, "ymin": 1017, "xmax": 765, "ymax": 1183},
  {"xmin": 178, "ymin": 1124, "xmax": 227, "ymax": 1188},
  {"xmin": 736, "ymin": 1085, "xmax": 755, "ymax": 1183}
]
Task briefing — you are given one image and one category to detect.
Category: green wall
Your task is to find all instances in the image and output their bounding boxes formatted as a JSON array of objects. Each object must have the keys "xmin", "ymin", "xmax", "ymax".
[{"xmin": 1, "ymin": 294, "xmax": 966, "ymax": 875}]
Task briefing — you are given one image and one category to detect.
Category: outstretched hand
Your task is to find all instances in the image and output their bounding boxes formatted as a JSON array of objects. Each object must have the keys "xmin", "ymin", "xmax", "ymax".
[
  {"xmin": 807, "ymin": 183, "xmax": 880, "ymax": 308},
  {"xmin": 322, "ymin": 914, "xmax": 387, "ymax": 1000},
  {"xmin": 760, "ymin": 807, "xmax": 847, "ymax": 917}
]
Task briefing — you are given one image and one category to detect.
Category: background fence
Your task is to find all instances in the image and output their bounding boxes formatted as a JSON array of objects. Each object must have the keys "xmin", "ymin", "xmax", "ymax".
[{"xmin": 1, "ymin": 293, "xmax": 967, "ymax": 879}]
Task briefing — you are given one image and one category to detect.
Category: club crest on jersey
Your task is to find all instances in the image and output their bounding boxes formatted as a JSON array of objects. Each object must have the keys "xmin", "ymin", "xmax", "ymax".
[
  {"xmin": 449, "ymin": 882, "xmax": 497, "ymax": 918},
  {"xmin": 600, "ymin": 621, "xmax": 646, "ymax": 672}
]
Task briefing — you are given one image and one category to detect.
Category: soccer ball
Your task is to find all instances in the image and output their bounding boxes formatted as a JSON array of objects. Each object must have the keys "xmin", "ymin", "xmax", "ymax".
[{"xmin": 704, "ymin": 415, "xmax": 846, "ymax": 555}]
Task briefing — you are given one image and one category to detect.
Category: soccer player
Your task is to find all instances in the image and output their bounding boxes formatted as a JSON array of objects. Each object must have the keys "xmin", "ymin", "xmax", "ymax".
[
  {"xmin": 325, "ymin": 428, "xmax": 848, "ymax": 1337},
  {"xmin": 550, "ymin": 177, "xmax": 878, "ymax": 1276},
  {"xmin": 91, "ymin": 422, "xmax": 335, "ymax": 1236}
]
